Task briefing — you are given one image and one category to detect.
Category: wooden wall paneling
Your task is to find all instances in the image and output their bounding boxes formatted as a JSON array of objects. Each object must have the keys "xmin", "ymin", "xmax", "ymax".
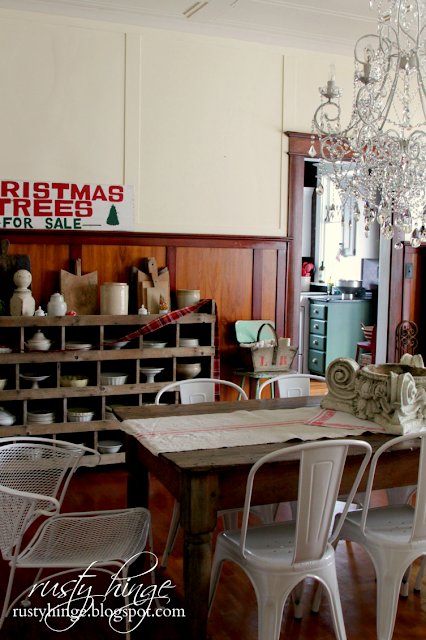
[
  {"xmin": 276, "ymin": 247, "xmax": 287, "ymax": 339},
  {"xmin": 6, "ymin": 243, "xmax": 69, "ymax": 310},
  {"xmin": 402, "ymin": 246, "xmax": 422, "ymax": 323},
  {"xmin": 387, "ymin": 240, "xmax": 405, "ymax": 361},
  {"xmin": 176, "ymin": 247, "xmax": 253, "ymax": 401},
  {"xmin": 260, "ymin": 250, "xmax": 277, "ymax": 323},
  {"xmin": 252, "ymin": 249, "xmax": 264, "ymax": 321},
  {"xmin": 2, "ymin": 229, "xmax": 290, "ymax": 250},
  {"xmin": 81, "ymin": 244, "xmax": 167, "ymax": 310},
  {"xmin": 286, "ymin": 153, "xmax": 305, "ymax": 366},
  {"xmin": 166, "ymin": 246, "xmax": 177, "ymax": 308}
]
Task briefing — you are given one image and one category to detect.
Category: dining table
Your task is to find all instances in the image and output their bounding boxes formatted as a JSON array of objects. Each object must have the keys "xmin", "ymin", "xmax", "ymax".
[{"xmin": 114, "ymin": 396, "xmax": 420, "ymax": 640}]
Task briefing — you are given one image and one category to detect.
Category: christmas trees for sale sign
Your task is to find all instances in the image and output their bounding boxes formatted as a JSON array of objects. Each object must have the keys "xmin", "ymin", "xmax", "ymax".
[{"xmin": 0, "ymin": 181, "xmax": 134, "ymax": 231}]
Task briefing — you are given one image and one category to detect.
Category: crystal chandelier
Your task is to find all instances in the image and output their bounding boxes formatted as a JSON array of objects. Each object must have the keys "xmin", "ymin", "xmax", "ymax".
[{"xmin": 311, "ymin": 0, "xmax": 426, "ymax": 249}]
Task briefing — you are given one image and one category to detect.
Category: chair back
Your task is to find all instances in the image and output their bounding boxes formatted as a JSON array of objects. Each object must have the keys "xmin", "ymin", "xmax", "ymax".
[
  {"xmin": 359, "ymin": 432, "xmax": 426, "ymax": 542},
  {"xmin": 155, "ymin": 378, "xmax": 248, "ymax": 404},
  {"xmin": 239, "ymin": 439, "xmax": 372, "ymax": 563},
  {"xmin": 257, "ymin": 374, "xmax": 326, "ymax": 399},
  {"xmin": 0, "ymin": 438, "xmax": 99, "ymax": 559},
  {"xmin": 395, "ymin": 320, "xmax": 418, "ymax": 361}
]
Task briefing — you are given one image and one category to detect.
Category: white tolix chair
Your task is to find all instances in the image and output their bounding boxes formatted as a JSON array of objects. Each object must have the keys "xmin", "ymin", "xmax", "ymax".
[
  {"xmin": 155, "ymin": 378, "xmax": 250, "ymax": 569},
  {"xmin": 0, "ymin": 437, "xmax": 151, "ymax": 638},
  {"xmin": 257, "ymin": 373, "xmax": 326, "ymax": 400},
  {"xmin": 208, "ymin": 439, "xmax": 372, "ymax": 640},
  {"xmin": 331, "ymin": 432, "xmax": 426, "ymax": 640}
]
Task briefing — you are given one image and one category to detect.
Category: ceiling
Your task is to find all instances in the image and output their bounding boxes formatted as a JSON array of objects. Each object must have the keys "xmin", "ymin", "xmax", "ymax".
[{"xmin": 0, "ymin": 0, "xmax": 377, "ymax": 55}]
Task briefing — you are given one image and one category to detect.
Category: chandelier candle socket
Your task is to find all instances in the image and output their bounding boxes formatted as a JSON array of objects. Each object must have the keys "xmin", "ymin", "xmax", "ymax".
[{"xmin": 311, "ymin": 0, "xmax": 426, "ymax": 248}]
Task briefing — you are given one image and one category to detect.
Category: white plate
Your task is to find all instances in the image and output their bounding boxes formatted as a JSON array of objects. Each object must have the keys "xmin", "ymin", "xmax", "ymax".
[{"xmin": 65, "ymin": 342, "xmax": 93, "ymax": 350}]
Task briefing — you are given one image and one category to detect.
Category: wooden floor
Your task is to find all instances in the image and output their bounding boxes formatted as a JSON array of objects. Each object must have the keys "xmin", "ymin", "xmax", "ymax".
[{"xmin": 1, "ymin": 384, "xmax": 426, "ymax": 640}]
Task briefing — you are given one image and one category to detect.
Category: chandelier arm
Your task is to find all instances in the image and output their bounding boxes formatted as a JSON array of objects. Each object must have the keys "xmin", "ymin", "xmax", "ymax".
[
  {"xmin": 313, "ymin": 101, "xmax": 352, "ymax": 138},
  {"xmin": 414, "ymin": 54, "xmax": 426, "ymax": 122}
]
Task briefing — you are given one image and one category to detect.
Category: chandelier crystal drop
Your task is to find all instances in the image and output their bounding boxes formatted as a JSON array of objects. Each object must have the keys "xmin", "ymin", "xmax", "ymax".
[{"xmin": 312, "ymin": 0, "xmax": 426, "ymax": 245}]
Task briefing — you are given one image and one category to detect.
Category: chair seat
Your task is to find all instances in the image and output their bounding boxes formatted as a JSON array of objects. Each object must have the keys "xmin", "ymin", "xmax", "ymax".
[
  {"xmin": 340, "ymin": 504, "xmax": 415, "ymax": 545},
  {"xmin": 356, "ymin": 340, "xmax": 371, "ymax": 349},
  {"xmin": 219, "ymin": 521, "xmax": 335, "ymax": 571},
  {"xmin": 18, "ymin": 509, "xmax": 149, "ymax": 567}
]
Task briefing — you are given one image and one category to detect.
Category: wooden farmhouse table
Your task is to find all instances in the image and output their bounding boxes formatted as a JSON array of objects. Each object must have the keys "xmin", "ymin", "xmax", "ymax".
[{"xmin": 115, "ymin": 396, "xmax": 420, "ymax": 640}]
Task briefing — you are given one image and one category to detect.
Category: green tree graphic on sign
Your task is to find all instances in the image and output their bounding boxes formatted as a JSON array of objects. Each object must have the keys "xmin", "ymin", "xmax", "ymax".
[{"xmin": 107, "ymin": 205, "xmax": 119, "ymax": 226}]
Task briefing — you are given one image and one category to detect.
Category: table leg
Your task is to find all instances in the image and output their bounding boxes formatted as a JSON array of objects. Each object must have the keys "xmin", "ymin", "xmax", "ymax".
[{"xmin": 181, "ymin": 472, "xmax": 219, "ymax": 640}]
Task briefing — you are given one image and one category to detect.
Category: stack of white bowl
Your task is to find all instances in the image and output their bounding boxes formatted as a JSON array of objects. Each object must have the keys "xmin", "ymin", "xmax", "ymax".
[
  {"xmin": 179, "ymin": 338, "xmax": 199, "ymax": 347},
  {"xmin": 27, "ymin": 409, "xmax": 56, "ymax": 424}
]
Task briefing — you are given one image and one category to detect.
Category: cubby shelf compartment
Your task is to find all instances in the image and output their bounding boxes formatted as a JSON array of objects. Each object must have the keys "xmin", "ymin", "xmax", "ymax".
[{"xmin": 0, "ymin": 304, "xmax": 216, "ymax": 464}]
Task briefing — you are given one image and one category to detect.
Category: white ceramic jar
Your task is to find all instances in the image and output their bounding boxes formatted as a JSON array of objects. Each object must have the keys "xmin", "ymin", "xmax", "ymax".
[
  {"xmin": 100, "ymin": 283, "xmax": 129, "ymax": 315},
  {"xmin": 47, "ymin": 293, "xmax": 67, "ymax": 316},
  {"xmin": 177, "ymin": 289, "xmax": 200, "ymax": 309}
]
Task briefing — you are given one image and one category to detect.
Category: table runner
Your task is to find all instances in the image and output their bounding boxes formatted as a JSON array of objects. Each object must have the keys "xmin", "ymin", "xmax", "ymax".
[{"xmin": 120, "ymin": 406, "xmax": 379, "ymax": 456}]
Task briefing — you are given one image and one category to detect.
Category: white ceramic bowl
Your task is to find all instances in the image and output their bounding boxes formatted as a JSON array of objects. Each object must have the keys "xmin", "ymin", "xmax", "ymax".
[
  {"xmin": 104, "ymin": 339, "xmax": 130, "ymax": 350},
  {"xmin": 0, "ymin": 379, "xmax": 7, "ymax": 391},
  {"xmin": 100, "ymin": 373, "xmax": 128, "ymax": 386},
  {"xmin": 176, "ymin": 362, "xmax": 202, "ymax": 380},
  {"xmin": 60, "ymin": 375, "xmax": 89, "ymax": 388},
  {"xmin": 143, "ymin": 341, "xmax": 168, "ymax": 349},
  {"xmin": 0, "ymin": 348, "xmax": 12, "ymax": 354},
  {"xmin": 0, "ymin": 408, "xmax": 16, "ymax": 426},
  {"xmin": 98, "ymin": 440, "xmax": 122, "ymax": 454},
  {"xmin": 67, "ymin": 408, "xmax": 94, "ymax": 423},
  {"xmin": 25, "ymin": 340, "xmax": 52, "ymax": 351}
]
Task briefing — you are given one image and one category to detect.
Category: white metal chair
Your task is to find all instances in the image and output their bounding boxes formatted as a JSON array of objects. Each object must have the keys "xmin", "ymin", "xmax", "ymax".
[
  {"xmin": 156, "ymin": 378, "xmax": 255, "ymax": 569},
  {"xmin": 155, "ymin": 377, "xmax": 248, "ymax": 404},
  {"xmin": 332, "ymin": 432, "xmax": 426, "ymax": 640},
  {"xmin": 0, "ymin": 437, "xmax": 151, "ymax": 636},
  {"xmin": 257, "ymin": 373, "xmax": 326, "ymax": 399},
  {"xmin": 208, "ymin": 439, "xmax": 372, "ymax": 640}
]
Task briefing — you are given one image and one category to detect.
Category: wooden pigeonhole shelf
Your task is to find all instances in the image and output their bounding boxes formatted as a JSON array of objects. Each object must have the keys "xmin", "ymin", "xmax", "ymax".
[{"xmin": 0, "ymin": 303, "xmax": 216, "ymax": 464}]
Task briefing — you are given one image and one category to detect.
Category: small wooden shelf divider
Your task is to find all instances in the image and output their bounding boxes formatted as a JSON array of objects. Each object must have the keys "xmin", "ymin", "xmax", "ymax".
[{"xmin": 0, "ymin": 303, "xmax": 216, "ymax": 465}]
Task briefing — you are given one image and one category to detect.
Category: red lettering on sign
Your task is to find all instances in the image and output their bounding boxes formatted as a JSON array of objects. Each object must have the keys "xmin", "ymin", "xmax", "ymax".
[
  {"xmin": 71, "ymin": 184, "xmax": 90, "ymax": 200},
  {"xmin": 13, "ymin": 199, "xmax": 31, "ymax": 216},
  {"xmin": 284, "ymin": 356, "xmax": 287, "ymax": 365},
  {"xmin": 75, "ymin": 202, "xmax": 93, "ymax": 217},
  {"xmin": 55, "ymin": 200, "xmax": 73, "ymax": 217},
  {"xmin": 0, "ymin": 199, "xmax": 11, "ymax": 215},
  {"xmin": 34, "ymin": 200, "xmax": 52, "ymax": 216},
  {"xmin": 23, "ymin": 182, "xmax": 29, "ymax": 198},
  {"xmin": 1, "ymin": 182, "xmax": 19, "ymax": 198},
  {"xmin": 33, "ymin": 183, "xmax": 50, "ymax": 199},
  {"xmin": 279, "ymin": 356, "xmax": 283, "ymax": 366},
  {"xmin": 108, "ymin": 186, "xmax": 124, "ymax": 202},
  {"xmin": 92, "ymin": 186, "xmax": 107, "ymax": 201},
  {"xmin": 52, "ymin": 183, "xmax": 70, "ymax": 199}
]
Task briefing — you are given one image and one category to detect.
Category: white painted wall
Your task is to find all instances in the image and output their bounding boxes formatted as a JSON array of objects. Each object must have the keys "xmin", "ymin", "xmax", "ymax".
[{"xmin": 0, "ymin": 8, "xmax": 356, "ymax": 236}]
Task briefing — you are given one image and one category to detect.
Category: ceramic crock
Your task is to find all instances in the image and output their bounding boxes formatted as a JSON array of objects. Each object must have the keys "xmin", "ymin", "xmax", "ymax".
[
  {"xmin": 177, "ymin": 289, "xmax": 200, "ymax": 309},
  {"xmin": 100, "ymin": 283, "xmax": 129, "ymax": 315}
]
